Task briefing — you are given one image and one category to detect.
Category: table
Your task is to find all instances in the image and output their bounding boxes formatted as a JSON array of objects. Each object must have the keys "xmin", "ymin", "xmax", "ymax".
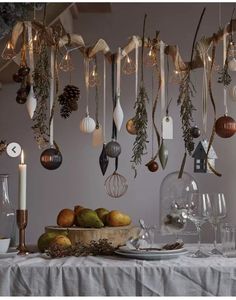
[{"xmin": 0, "ymin": 244, "xmax": 236, "ymax": 296}]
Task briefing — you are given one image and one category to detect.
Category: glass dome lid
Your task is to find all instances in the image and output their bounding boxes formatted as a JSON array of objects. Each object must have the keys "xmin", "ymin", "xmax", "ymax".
[{"xmin": 159, "ymin": 171, "xmax": 198, "ymax": 235}]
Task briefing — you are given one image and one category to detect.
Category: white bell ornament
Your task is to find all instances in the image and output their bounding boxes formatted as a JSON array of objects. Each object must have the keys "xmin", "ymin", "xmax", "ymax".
[
  {"xmin": 26, "ymin": 85, "xmax": 37, "ymax": 118},
  {"xmin": 80, "ymin": 114, "xmax": 96, "ymax": 133},
  {"xmin": 113, "ymin": 97, "xmax": 124, "ymax": 131}
]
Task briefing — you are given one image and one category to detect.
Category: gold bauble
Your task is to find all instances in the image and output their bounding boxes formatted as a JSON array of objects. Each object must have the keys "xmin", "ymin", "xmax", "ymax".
[{"xmin": 126, "ymin": 119, "xmax": 137, "ymax": 135}]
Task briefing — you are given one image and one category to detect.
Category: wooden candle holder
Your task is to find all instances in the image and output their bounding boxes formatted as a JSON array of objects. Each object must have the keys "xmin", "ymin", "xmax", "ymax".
[{"xmin": 16, "ymin": 209, "xmax": 29, "ymax": 255}]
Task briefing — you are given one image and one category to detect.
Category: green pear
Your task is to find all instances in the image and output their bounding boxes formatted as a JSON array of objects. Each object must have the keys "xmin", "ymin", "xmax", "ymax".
[
  {"xmin": 95, "ymin": 208, "xmax": 109, "ymax": 224},
  {"xmin": 77, "ymin": 209, "xmax": 104, "ymax": 228},
  {"xmin": 37, "ymin": 231, "xmax": 67, "ymax": 253}
]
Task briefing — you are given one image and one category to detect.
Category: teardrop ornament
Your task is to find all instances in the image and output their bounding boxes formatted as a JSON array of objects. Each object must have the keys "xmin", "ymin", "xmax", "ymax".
[
  {"xmin": 113, "ymin": 97, "xmax": 124, "ymax": 131},
  {"xmin": 159, "ymin": 139, "xmax": 168, "ymax": 170},
  {"xmin": 99, "ymin": 143, "xmax": 109, "ymax": 175},
  {"xmin": 26, "ymin": 85, "xmax": 37, "ymax": 119}
]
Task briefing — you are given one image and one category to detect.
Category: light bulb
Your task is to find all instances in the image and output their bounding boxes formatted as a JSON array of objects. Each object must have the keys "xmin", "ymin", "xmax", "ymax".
[
  {"xmin": 229, "ymin": 42, "xmax": 236, "ymax": 59},
  {"xmin": 59, "ymin": 52, "xmax": 74, "ymax": 72},
  {"xmin": 1, "ymin": 40, "xmax": 15, "ymax": 60},
  {"xmin": 170, "ymin": 70, "xmax": 182, "ymax": 84},
  {"xmin": 28, "ymin": 31, "xmax": 39, "ymax": 52},
  {"xmin": 122, "ymin": 54, "xmax": 136, "ymax": 75},
  {"xmin": 89, "ymin": 64, "xmax": 100, "ymax": 87},
  {"xmin": 144, "ymin": 47, "xmax": 157, "ymax": 67}
]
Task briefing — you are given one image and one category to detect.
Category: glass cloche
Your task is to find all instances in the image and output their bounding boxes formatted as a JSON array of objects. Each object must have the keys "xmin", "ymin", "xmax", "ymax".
[
  {"xmin": 159, "ymin": 171, "xmax": 198, "ymax": 235},
  {"xmin": 0, "ymin": 175, "xmax": 15, "ymax": 244}
]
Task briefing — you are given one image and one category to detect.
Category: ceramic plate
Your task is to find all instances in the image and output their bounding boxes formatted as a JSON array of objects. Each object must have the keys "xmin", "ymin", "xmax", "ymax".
[
  {"xmin": 115, "ymin": 249, "xmax": 188, "ymax": 260},
  {"xmin": 119, "ymin": 245, "xmax": 186, "ymax": 254},
  {"xmin": 0, "ymin": 248, "xmax": 18, "ymax": 258}
]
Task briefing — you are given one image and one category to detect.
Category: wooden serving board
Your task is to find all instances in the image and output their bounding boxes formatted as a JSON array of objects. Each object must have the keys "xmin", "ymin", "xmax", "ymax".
[{"xmin": 45, "ymin": 225, "xmax": 139, "ymax": 247}]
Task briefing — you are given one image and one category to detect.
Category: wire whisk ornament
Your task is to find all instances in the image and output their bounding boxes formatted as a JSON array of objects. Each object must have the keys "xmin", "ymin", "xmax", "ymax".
[{"xmin": 104, "ymin": 171, "xmax": 128, "ymax": 198}]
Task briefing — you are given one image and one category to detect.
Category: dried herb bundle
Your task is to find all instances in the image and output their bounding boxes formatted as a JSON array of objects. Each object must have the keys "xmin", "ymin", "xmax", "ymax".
[
  {"xmin": 0, "ymin": 140, "xmax": 7, "ymax": 155},
  {"xmin": 131, "ymin": 85, "xmax": 149, "ymax": 177},
  {"xmin": 46, "ymin": 239, "xmax": 116, "ymax": 258},
  {"xmin": 178, "ymin": 71, "xmax": 196, "ymax": 155},
  {"xmin": 32, "ymin": 41, "xmax": 50, "ymax": 148},
  {"xmin": 131, "ymin": 14, "xmax": 149, "ymax": 177},
  {"xmin": 218, "ymin": 40, "xmax": 232, "ymax": 87}
]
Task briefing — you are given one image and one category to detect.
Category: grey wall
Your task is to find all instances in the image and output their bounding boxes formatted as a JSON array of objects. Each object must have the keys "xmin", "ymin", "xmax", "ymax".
[{"xmin": 0, "ymin": 3, "xmax": 236, "ymax": 244}]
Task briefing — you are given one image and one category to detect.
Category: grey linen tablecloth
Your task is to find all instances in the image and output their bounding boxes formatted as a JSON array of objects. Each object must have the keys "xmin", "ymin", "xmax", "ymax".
[{"xmin": 0, "ymin": 244, "xmax": 236, "ymax": 296}]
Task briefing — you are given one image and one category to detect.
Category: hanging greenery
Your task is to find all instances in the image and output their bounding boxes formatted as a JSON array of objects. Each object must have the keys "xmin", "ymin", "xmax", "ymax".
[
  {"xmin": 0, "ymin": 140, "xmax": 7, "ymax": 155},
  {"xmin": 32, "ymin": 41, "xmax": 50, "ymax": 148},
  {"xmin": 131, "ymin": 14, "xmax": 149, "ymax": 178},
  {"xmin": 178, "ymin": 70, "xmax": 196, "ymax": 155},
  {"xmin": 0, "ymin": 4, "xmax": 43, "ymax": 40}
]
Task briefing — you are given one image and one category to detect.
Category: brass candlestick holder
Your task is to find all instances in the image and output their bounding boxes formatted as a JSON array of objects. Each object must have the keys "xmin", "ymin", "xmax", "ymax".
[{"xmin": 16, "ymin": 209, "xmax": 29, "ymax": 255}]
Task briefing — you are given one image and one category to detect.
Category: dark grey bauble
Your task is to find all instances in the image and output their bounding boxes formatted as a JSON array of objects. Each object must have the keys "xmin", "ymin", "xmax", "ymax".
[
  {"xmin": 40, "ymin": 148, "xmax": 63, "ymax": 170},
  {"xmin": 105, "ymin": 140, "xmax": 121, "ymax": 158},
  {"xmin": 190, "ymin": 126, "xmax": 201, "ymax": 138}
]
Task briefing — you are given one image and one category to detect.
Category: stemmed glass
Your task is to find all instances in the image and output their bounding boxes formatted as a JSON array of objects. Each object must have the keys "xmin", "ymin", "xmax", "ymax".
[
  {"xmin": 186, "ymin": 193, "xmax": 212, "ymax": 258},
  {"xmin": 208, "ymin": 193, "xmax": 227, "ymax": 255}
]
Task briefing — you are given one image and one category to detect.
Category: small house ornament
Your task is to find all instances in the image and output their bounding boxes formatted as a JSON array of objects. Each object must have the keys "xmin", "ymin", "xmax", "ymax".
[{"xmin": 192, "ymin": 140, "xmax": 217, "ymax": 173}]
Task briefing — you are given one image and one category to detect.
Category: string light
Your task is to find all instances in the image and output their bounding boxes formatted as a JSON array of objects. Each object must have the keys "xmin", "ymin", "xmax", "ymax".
[
  {"xmin": 59, "ymin": 52, "xmax": 74, "ymax": 72},
  {"xmin": 89, "ymin": 61, "xmax": 100, "ymax": 87},
  {"xmin": 1, "ymin": 40, "xmax": 16, "ymax": 60},
  {"xmin": 122, "ymin": 54, "xmax": 136, "ymax": 75},
  {"xmin": 144, "ymin": 47, "xmax": 157, "ymax": 67},
  {"xmin": 170, "ymin": 70, "xmax": 182, "ymax": 84}
]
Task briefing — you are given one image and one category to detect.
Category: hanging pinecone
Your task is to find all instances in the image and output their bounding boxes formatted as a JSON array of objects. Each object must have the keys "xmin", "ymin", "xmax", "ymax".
[{"xmin": 58, "ymin": 85, "xmax": 80, "ymax": 119}]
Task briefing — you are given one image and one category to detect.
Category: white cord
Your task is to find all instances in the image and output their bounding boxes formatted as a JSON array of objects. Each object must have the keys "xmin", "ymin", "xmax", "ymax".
[{"xmin": 223, "ymin": 33, "xmax": 228, "ymax": 115}]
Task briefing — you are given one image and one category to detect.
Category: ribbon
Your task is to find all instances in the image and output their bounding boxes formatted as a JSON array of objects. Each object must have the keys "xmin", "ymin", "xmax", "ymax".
[
  {"xmin": 116, "ymin": 47, "xmax": 121, "ymax": 97},
  {"xmin": 49, "ymin": 47, "xmax": 55, "ymax": 147},
  {"xmin": 27, "ymin": 22, "xmax": 34, "ymax": 83},
  {"xmin": 134, "ymin": 36, "xmax": 139, "ymax": 102},
  {"xmin": 207, "ymin": 38, "xmax": 222, "ymax": 177},
  {"xmin": 84, "ymin": 57, "xmax": 89, "ymax": 115},
  {"xmin": 223, "ymin": 32, "xmax": 228, "ymax": 115},
  {"xmin": 160, "ymin": 40, "xmax": 166, "ymax": 118},
  {"xmin": 103, "ymin": 56, "xmax": 106, "ymax": 142}
]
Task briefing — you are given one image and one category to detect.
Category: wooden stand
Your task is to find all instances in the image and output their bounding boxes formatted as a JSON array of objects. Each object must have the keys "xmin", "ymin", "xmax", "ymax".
[{"xmin": 45, "ymin": 225, "xmax": 139, "ymax": 247}]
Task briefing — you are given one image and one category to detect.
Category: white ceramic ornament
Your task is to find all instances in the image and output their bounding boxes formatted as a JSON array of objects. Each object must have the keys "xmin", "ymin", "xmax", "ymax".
[
  {"xmin": 80, "ymin": 115, "xmax": 96, "ymax": 133},
  {"xmin": 26, "ymin": 85, "xmax": 37, "ymax": 119},
  {"xmin": 92, "ymin": 124, "xmax": 103, "ymax": 147},
  {"xmin": 230, "ymin": 85, "xmax": 236, "ymax": 102},
  {"xmin": 113, "ymin": 97, "xmax": 124, "ymax": 131},
  {"xmin": 228, "ymin": 58, "xmax": 236, "ymax": 71}
]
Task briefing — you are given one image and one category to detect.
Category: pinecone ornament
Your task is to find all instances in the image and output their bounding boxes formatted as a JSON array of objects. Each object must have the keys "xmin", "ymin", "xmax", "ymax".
[{"xmin": 58, "ymin": 85, "xmax": 80, "ymax": 119}]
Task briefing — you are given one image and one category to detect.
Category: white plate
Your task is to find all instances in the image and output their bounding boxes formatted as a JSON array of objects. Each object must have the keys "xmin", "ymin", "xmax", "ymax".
[
  {"xmin": 119, "ymin": 245, "xmax": 186, "ymax": 254},
  {"xmin": 0, "ymin": 248, "xmax": 18, "ymax": 258},
  {"xmin": 115, "ymin": 249, "xmax": 188, "ymax": 260}
]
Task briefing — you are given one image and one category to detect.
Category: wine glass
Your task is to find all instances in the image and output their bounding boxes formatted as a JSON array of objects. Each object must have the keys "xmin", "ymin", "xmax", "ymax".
[
  {"xmin": 208, "ymin": 193, "xmax": 227, "ymax": 255},
  {"xmin": 186, "ymin": 193, "xmax": 212, "ymax": 258}
]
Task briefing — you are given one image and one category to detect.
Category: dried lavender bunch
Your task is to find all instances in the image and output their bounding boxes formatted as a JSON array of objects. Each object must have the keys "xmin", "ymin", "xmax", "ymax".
[
  {"xmin": 178, "ymin": 70, "xmax": 196, "ymax": 155},
  {"xmin": 32, "ymin": 41, "xmax": 50, "ymax": 148},
  {"xmin": 46, "ymin": 239, "xmax": 116, "ymax": 258},
  {"xmin": 131, "ymin": 84, "xmax": 149, "ymax": 177}
]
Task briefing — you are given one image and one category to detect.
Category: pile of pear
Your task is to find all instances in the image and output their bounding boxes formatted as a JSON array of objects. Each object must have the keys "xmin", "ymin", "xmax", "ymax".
[{"xmin": 57, "ymin": 206, "xmax": 132, "ymax": 228}]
